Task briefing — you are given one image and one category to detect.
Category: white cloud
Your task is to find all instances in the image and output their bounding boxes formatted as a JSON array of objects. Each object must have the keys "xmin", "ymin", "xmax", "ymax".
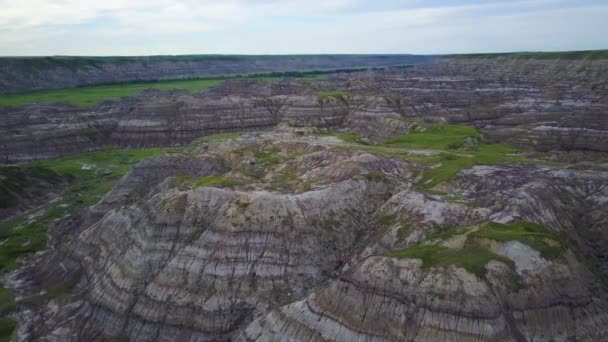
[{"xmin": 0, "ymin": 0, "xmax": 606, "ymax": 55}]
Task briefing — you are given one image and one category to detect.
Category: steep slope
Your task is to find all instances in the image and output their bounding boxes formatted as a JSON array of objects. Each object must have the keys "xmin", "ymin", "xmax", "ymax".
[
  {"xmin": 6, "ymin": 125, "xmax": 608, "ymax": 341},
  {"xmin": 0, "ymin": 165, "xmax": 67, "ymax": 220}
]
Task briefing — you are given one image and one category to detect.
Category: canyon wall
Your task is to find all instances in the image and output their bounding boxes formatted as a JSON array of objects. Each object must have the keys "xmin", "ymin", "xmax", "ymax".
[
  {"xmin": 1, "ymin": 57, "xmax": 607, "ymax": 162},
  {"xmin": 0, "ymin": 55, "xmax": 433, "ymax": 93}
]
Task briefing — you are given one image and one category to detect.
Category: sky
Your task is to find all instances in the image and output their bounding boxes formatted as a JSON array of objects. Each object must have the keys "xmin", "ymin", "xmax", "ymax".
[{"xmin": 0, "ymin": 0, "xmax": 606, "ymax": 56}]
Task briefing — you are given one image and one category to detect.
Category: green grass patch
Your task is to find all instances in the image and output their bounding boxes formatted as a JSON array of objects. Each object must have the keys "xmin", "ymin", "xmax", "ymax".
[
  {"xmin": 0, "ymin": 66, "xmax": 356, "ymax": 107},
  {"xmin": 421, "ymin": 153, "xmax": 475, "ymax": 187},
  {"xmin": 254, "ymin": 148, "xmax": 282, "ymax": 168},
  {"xmin": 421, "ymin": 144, "xmax": 527, "ymax": 187},
  {"xmin": 0, "ymin": 318, "xmax": 16, "ymax": 342},
  {"xmin": 0, "ymin": 165, "xmax": 63, "ymax": 209},
  {"xmin": 317, "ymin": 90, "xmax": 351, "ymax": 101},
  {"xmin": 0, "ymin": 287, "xmax": 16, "ymax": 315},
  {"xmin": 316, "ymin": 130, "xmax": 368, "ymax": 145},
  {"xmin": 323, "ymin": 124, "xmax": 532, "ymax": 188},
  {"xmin": 336, "ymin": 132, "xmax": 368, "ymax": 145},
  {"xmin": 428, "ymin": 225, "xmax": 474, "ymax": 241},
  {"xmin": 0, "ymin": 78, "xmax": 223, "ymax": 107},
  {"xmin": 387, "ymin": 244, "xmax": 514, "ymax": 279},
  {"xmin": 383, "ymin": 124, "xmax": 480, "ymax": 150},
  {"xmin": 363, "ymin": 171, "xmax": 385, "ymax": 182},
  {"xmin": 270, "ymin": 170, "xmax": 302, "ymax": 191},
  {"xmin": 171, "ymin": 175, "xmax": 241, "ymax": 189},
  {"xmin": 376, "ymin": 213, "xmax": 398, "ymax": 228},
  {"xmin": 0, "ymin": 147, "xmax": 172, "ymax": 271},
  {"xmin": 470, "ymin": 221, "xmax": 565, "ymax": 259},
  {"xmin": 396, "ymin": 223, "xmax": 412, "ymax": 242}
]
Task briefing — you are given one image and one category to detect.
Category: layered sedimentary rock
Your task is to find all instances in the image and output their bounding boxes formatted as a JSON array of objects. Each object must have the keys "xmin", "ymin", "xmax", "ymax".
[
  {"xmin": 2, "ymin": 57, "xmax": 607, "ymax": 163},
  {"xmin": 241, "ymin": 250, "xmax": 608, "ymax": 341},
  {"xmin": 9, "ymin": 126, "xmax": 608, "ymax": 341},
  {"xmin": 0, "ymin": 87, "xmax": 366, "ymax": 162},
  {"xmin": 0, "ymin": 55, "xmax": 432, "ymax": 93},
  {"xmin": 239, "ymin": 164, "xmax": 608, "ymax": 342},
  {"xmin": 344, "ymin": 58, "xmax": 608, "ymax": 151},
  {"xmin": 3, "ymin": 57, "xmax": 608, "ymax": 341},
  {"xmin": 453, "ymin": 165, "xmax": 608, "ymax": 277}
]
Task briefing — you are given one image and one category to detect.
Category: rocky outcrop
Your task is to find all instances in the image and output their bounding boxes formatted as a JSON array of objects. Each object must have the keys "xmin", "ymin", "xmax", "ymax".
[
  {"xmin": 8, "ymin": 128, "xmax": 608, "ymax": 341},
  {"xmin": 239, "ymin": 163, "xmax": 608, "ymax": 342},
  {"xmin": 241, "ymin": 250, "xmax": 608, "ymax": 341},
  {"xmin": 0, "ymin": 89, "xmax": 367, "ymax": 162},
  {"xmin": 329, "ymin": 58, "xmax": 608, "ymax": 152},
  {"xmin": 453, "ymin": 165, "xmax": 608, "ymax": 277}
]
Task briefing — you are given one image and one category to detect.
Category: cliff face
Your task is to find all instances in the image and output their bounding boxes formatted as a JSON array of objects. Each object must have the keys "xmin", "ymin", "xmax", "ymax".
[
  {"xmin": 1, "ymin": 58, "xmax": 607, "ymax": 163},
  {"xmin": 9, "ymin": 128, "xmax": 608, "ymax": 341},
  {"xmin": 240, "ymin": 164, "xmax": 608, "ymax": 342},
  {"xmin": 0, "ymin": 55, "xmax": 432, "ymax": 93}
]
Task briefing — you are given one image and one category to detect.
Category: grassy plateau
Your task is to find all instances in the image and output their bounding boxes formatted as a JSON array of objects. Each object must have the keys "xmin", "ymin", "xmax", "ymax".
[
  {"xmin": 323, "ymin": 122, "xmax": 530, "ymax": 188},
  {"xmin": 0, "ymin": 69, "xmax": 340, "ymax": 108}
]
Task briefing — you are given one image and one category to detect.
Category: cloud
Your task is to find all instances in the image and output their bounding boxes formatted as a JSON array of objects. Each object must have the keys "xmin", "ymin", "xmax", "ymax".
[{"xmin": 0, "ymin": 0, "xmax": 606, "ymax": 55}]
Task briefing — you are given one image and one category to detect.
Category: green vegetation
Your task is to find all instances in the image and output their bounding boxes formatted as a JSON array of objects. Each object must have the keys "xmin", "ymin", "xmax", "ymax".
[
  {"xmin": 0, "ymin": 212, "xmax": 59, "ymax": 271},
  {"xmin": 269, "ymin": 170, "xmax": 313, "ymax": 192},
  {"xmin": 428, "ymin": 225, "xmax": 474, "ymax": 241},
  {"xmin": 387, "ymin": 244, "xmax": 514, "ymax": 279},
  {"xmin": 380, "ymin": 124, "xmax": 528, "ymax": 187},
  {"xmin": 0, "ymin": 65, "xmax": 376, "ymax": 107},
  {"xmin": 337, "ymin": 132, "xmax": 368, "ymax": 144},
  {"xmin": 0, "ymin": 318, "xmax": 16, "ymax": 342},
  {"xmin": 320, "ymin": 123, "xmax": 530, "ymax": 188},
  {"xmin": 376, "ymin": 213, "xmax": 398, "ymax": 227},
  {"xmin": 0, "ymin": 78, "xmax": 223, "ymax": 107},
  {"xmin": 363, "ymin": 171, "xmax": 385, "ymax": 182},
  {"xmin": 317, "ymin": 90, "xmax": 352, "ymax": 102},
  {"xmin": 0, "ymin": 147, "xmax": 174, "ymax": 271},
  {"xmin": 0, "ymin": 165, "xmax": 63, "ymax": 209},
  {"xmin": 471, "ymin": 221, "xmax": 565, "ymax": 259},
  {"xmin": 396, "ymin": 223, "xmax": 412, "ymax": 242},
  {"xmin": 383, "ymin": 124, "xmax": 480, "ymax": 150},
  {"xmin": 318, "ymin": 129, "xmax": 369, "ymax": 145},
  {"xmin": 170, "ymin": 175, "xmax": 241, "ymax": 189},
  {"xmin": 382, "ymin": 220, "xmax": 569, "ymax": 281},
  {"xmin": 0, "ymin": 287, "xmax": 16, "ymax": 315},
  {"xmin": 0, "ymin": 146, "xmax": 176, "ymax": 341},
  {"xmin": 386, "ymin": 221, "xmax": 565, "ymax": 281},
  {"xmin": 420, "ymin": 144, "xmax": 527, "ymax": 187},
  {"xmin": 317, "ymin": 90, "xmax": 352, "ymax": 106},
  {"xmin": 254, "ymin": 148, "xmax": 282, "ymax": 167}
]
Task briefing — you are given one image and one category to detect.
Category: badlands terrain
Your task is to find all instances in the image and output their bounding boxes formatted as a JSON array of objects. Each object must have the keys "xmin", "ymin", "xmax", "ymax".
[{"xmin": 0, "ymin": 52, "xmax": 608, "ymax": 341}]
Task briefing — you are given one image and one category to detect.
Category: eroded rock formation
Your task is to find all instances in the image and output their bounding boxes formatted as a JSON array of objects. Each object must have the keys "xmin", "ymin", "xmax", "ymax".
[
  {"xmin": 2, "ymin": 57, "xmax": 608, "ymax": 341},
  {"xmin": 2, "ymin": 58, "xmax": 607, "ymax": 163},
  {"xmin": 4, "ymin": 125, "xmax": 606, "ymax": 341}
]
